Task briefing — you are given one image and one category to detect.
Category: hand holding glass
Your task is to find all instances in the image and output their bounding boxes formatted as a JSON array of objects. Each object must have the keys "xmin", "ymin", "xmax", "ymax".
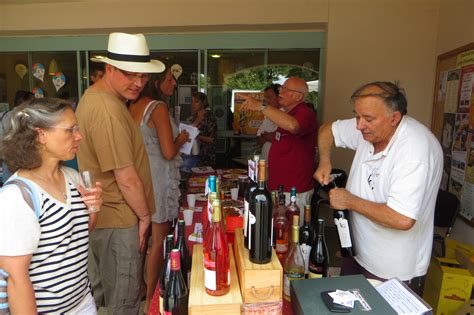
[{"xmin": 80, "ymin": 171, "xmax": 100, "ymax": 213}]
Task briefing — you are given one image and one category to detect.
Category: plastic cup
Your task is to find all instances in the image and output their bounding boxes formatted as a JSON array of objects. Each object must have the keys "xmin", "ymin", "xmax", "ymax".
[
  {"xmin": 183, "ymin": 209, "xmax": 194, "ymax": 226},
  {"xmin": 187, "ymin": 193, "xmax": 196, "ymax": 208},
  {"xmin": 230, "ymin": 187, "xmax": 239, "ymax": 200}
]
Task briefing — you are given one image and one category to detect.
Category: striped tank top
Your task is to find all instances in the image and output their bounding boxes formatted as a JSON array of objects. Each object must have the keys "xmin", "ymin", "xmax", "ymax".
[{"xmin": 30, "ymin": 176, "xmax": 91, "ymax": 314}]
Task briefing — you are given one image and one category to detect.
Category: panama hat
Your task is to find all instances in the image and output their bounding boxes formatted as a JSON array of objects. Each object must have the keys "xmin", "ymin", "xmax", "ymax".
[{"xmin": 90, "ymin": 32, "xmax": 165, "ymax": 73}]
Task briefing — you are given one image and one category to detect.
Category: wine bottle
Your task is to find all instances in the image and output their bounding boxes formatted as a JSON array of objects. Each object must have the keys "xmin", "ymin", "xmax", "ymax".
[
  {"xmin": 285, "ymin": 187, "xmax": 300, "ymax": 226},
  {"xmin": 244, "ymin": 154, "xmax": 259, "ymax": 249},
  {"xmin": 278, "ymin": 185, "xmax": 285, "ymax": 205},
  {"xmin": 308, "ymin": 219, "xmax": 329, "ymax": 278},
  {"xmin": 159, "ymin": 234, "xmax": 174, "ymax": 315},
  {"xmin": 283, "ymin": 220, "xmax": 305, "ymax": 302},
  {"xmin": 176, "ymin": 220, "xmax": 191, "ymax": 286},
  {"xmin": 249, "ymin": 159, "xmax": 273, "ymax": 264},
  {"xmin": 334, "ymin": 209, "xmax": 356, "ymax": 257},
  {"xmin": 204, "ymin": 175, "xmax": 217, "ymax": 234},
  {"xmin": 163, "ymin": 249, "xmax": 189, "ymax": 315},
  {"xmin": 299, "ymin": 205, "xmax": 315, "ymax": 277},
  {"xmin": 203, "ymin": 199, "xmax": 230, "ymax": 296},
  {"xmin": 273, "ymin": 192, "xmax": 289, "ymax": 261}
]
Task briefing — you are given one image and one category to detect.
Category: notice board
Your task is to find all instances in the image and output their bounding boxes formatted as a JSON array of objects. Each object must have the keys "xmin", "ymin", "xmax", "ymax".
[{"xmin": 431, "ymin": 42, "xmax": 474, "ymax": 226}]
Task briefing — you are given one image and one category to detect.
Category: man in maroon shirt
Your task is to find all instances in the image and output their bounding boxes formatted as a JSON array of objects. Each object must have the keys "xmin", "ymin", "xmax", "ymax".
[{"xmin": 239, "ymin": 77, "xmax": 318, "ymax": 221}]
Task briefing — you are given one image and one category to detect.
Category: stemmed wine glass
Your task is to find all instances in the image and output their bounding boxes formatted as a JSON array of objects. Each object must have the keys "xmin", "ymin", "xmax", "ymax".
[{"xmin": 80, "ymin": 170, "xmax": 100, "ymax": 213}]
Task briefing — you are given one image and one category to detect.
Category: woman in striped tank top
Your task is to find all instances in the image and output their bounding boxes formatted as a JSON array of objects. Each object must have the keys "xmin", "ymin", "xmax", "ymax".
[{"xmin": 0, "ymin": 98, "xmax": 103, "ymax": 314}]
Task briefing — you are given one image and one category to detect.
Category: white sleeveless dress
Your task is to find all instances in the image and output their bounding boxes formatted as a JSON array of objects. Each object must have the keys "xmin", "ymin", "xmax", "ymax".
[{"xmin": 140, "ymin": 100, "xmax": 182, "ymax": 223}]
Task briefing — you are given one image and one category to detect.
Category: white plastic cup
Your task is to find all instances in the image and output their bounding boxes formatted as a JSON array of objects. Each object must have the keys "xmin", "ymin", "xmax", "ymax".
[
  {"xmin": 183, "ymin": 209, "xmax": 194, "ymax": 226},
  {"xmin": 187, "ymin": 194, "xmax": 196, "ymax": 208},
  {"xmin": 230, "ymin": 187, "xmax": 239, "ymax": 201}
]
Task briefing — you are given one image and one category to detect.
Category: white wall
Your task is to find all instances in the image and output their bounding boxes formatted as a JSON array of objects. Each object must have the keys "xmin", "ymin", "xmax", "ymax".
[{"xmin": 323, "ymin": 0, "xmax": 440, "ymax": 170}]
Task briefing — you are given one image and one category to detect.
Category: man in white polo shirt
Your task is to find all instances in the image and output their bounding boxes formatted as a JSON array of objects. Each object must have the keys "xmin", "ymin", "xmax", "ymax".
[{"xmin": 314, "ymin": 81, "xmax": 442, "ymax": 294}]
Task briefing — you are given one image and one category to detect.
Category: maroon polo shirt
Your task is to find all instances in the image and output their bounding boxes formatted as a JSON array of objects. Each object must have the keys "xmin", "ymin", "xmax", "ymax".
[{"xmin": 267, "ymin": 102, "xmax": 318, "ymax": 192}]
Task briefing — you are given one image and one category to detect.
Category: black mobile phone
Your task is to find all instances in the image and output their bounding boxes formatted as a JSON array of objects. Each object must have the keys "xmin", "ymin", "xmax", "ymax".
[{"xmin": 320, "ymin": 291, "xmax": 352, "ymax": 313}]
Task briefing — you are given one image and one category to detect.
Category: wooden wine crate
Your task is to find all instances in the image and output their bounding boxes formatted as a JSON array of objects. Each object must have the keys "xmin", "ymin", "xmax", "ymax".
[
  {"xmin": 188, "ymin": 244, "xmax": 243, "ymax": 315},
  {"xmin": 233, "ymin": 228, "xmax": 283, "ymax": 303}
]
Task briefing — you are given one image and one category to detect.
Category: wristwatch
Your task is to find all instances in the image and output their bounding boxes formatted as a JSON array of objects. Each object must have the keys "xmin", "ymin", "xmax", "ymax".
[{"xmin": 259, "ymin": 100, "xmax": 267, "ymax": 112}]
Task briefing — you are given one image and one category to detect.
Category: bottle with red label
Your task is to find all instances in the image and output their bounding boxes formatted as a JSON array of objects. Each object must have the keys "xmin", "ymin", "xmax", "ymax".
[
  {"xmin": 163, "ymin": 249, "xmax": 189, "ymax": 315},
  {"xmin": 176, "ymin": 220, "xmax": 191, "ymax": 287},
  {"xmin": 203, "ymin": 198, "xmax": 230, "ymax": 296},
  {"xmin": 159, "ymin": 234, "xmax": 174, "ymax": 315}
]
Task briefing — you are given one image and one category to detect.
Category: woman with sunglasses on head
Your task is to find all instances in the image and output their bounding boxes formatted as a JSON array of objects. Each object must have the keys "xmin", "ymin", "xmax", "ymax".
[
  {"xmin": 0, "ymin": 97, "xmax": 102, "ymax": 314},
  {"xmin": 129, "ymin": 64, "xmax": 189, "ymax": 313}
]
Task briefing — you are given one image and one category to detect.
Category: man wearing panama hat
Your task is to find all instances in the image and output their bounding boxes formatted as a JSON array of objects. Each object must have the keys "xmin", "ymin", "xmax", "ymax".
[{"xmin": 76, "ymin": 32, "xmax": 164, "ymax": 314}]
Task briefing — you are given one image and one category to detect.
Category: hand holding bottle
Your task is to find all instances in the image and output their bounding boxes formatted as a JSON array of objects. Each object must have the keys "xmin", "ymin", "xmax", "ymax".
[{"xmin": 328, "ymin": 187, "xmax": 355, "ymax": 210}]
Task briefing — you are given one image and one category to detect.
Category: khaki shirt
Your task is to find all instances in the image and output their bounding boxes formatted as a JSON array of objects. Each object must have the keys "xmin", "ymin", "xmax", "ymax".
[{"xmin": 76, "ymin": 90, "xmax": 155, "ymax": 228}]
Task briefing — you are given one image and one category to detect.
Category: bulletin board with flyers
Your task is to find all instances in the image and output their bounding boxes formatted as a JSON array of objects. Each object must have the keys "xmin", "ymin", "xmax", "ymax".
[{"xmin": 431, "ymin": 42, "xmax": 474, "ymax": 226}]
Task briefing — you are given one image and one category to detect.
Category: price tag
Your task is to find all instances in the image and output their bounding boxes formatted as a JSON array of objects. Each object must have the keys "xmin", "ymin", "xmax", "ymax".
[{"xmin": 334, "ymin": 218, "xmax": 353, "ymax": 248}]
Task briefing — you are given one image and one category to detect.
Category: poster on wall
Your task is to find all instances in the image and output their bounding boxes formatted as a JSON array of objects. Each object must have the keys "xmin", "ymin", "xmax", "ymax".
[
  {"xmin": 465, "ymin": 131, "xmax": 474, "ymax": 184},
  {"xmin": 231, "ymin": 90, "xmax": 264, "ymax": 135},
  {"xmin": 442, "ymin": 113, "xmax": 455, "ymax": 155},
  {"xmin": 461, "ymin": 183, "xmax": 474, "ymax": 220},
  {"xmin": 458, "ymin": 64, "xmax": 474, "ymax": 112},
  {"xmin": 441, "ymin": 154, "xmax": 452, "ymax": 191},
  {"xmin": 461, "ymin": 128, "xmax": 474, "ymax": 220},
  {"xmin": 437, "ymin": 70, "xmax": 448, "ymax": 103},
  {"xmin": 449, "ymin": 171, "xmax": 464, "ymax": 200},
  {"xmin": 444, "ymin": 69, "xmax": 461, "ymax": 113},
  {"xmin": 452, "ymin": 113, "xmax": 469, "ymax": 153}
]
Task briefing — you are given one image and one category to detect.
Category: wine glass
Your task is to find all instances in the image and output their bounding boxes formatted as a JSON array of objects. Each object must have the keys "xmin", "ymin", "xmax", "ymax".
[{"xmin": 80, "ymin": 170, "xmax": 99, "ymax": 213}]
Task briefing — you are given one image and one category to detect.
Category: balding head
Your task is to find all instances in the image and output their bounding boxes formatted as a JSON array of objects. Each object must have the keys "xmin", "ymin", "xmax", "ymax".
[
  {"xmin": 279, "ymin": 77, "xmax": 308, "ymax": 108},
  {"xmin": 285, "ymin": 77, "xmax": 309, "ymax": 97},
  {"xmin": 351, "ymin": 81, "xmax": 407, "ymax": 115}
]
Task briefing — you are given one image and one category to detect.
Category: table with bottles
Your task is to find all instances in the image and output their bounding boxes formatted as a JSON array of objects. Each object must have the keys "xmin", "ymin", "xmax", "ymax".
[{"xmin": 148, "ymin": 164, "xmax": 354, "ymax": 315}]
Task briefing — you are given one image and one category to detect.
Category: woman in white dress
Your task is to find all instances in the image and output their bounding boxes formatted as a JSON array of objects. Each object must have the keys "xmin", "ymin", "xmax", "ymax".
[{"xmin": 130, "ymin": 65, "xmax": 189, "ymax": 313}]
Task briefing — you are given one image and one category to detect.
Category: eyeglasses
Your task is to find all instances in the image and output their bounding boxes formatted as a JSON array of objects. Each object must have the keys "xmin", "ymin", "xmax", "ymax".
[
  {"xmin": 116, "ymin": 67, "xmax": 151, "ymax": 82},
  {"xmin": 278, "ymin": 85, "xmax": 304, "ymax": 95},
  {"xmin": 48, "ymin": 125, "xmax": 80, "ymax": 134}
]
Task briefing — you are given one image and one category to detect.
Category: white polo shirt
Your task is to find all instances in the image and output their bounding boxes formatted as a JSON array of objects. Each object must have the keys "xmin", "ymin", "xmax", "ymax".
[{"xmin": 332, "ymin": 116, "xmax": 443, "ymax": 280}]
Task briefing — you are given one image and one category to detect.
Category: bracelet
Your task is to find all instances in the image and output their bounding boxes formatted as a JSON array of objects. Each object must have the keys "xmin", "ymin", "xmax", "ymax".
[{"xmin": 137, "ymin": 213, "xmax": 150, "ymax": 219}]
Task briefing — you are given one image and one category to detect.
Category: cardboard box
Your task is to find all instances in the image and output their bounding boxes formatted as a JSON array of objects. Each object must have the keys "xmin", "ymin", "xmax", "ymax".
[
  {"xmin": 445, "ymin": 238, "xmax": 474, "ymax": 260},
  {"xmin": 233, "ymin": 228, "xmax": 283, "ymax": 303},
  {"xmin": 422, "ymin": 257, "xmax": 473, "ymax": 315},
  {"xmin": 188, "ymin": 245, "xmax": 243, "ymax": 315}
]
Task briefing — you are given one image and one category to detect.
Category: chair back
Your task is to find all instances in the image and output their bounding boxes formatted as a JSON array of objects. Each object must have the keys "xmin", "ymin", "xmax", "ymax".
[{"xmin": 433, "ymin": 189, "xmax": 460, "ymax": 237}]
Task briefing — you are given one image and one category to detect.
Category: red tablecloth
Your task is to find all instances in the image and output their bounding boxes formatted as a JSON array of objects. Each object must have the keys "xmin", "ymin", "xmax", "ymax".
[{"xmin": 149, "ymin": 170, "xmax": 293, "ymax": 315}]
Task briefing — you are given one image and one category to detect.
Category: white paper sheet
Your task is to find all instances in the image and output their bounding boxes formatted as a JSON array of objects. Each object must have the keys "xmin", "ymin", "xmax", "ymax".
[
  {"xmin": 179, "ymin": 123, "xmax": 200, "ymax": 154},
  {"xmin": 375, "ymin": 278, "xmax": 431, "ymax": 314}
]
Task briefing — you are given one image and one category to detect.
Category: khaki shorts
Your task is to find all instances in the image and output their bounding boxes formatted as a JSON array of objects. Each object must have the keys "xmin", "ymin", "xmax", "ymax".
[{"xmin": 88, "ymin": 224, "xmax": 142, "ymax": 315}]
